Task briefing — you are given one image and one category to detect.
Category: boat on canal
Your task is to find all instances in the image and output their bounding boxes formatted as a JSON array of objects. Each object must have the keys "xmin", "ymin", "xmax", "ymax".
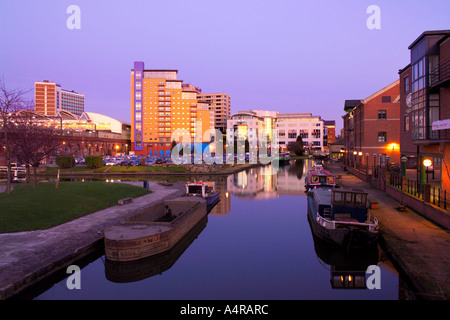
[
  {"xmin": 104, "ymin": 197, "xmax": 207, "ymax": 262},
  {"xmin": 185, "ymin": 181, "xmax": 220, "ymax": 211},
  {"xmin": 307, "ymin": 187, "xmax": 379, "ymax": 250},
  {"xmin": 304, "ymin": 162, "xmax": 337, "ymax": 192},
  {"xmin": 278, "ymin": 152, "xmax": 291, "ymax": 166}
]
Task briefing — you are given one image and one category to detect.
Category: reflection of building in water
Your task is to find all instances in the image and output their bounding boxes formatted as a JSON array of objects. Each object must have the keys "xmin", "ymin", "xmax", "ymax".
[
  {"xmin": 226, "ymin": 161, "xmax": 308, "ymax": 199},
  {"xmin": 208, "ymin": 177, "xmax": 231, "ymax": 216}
]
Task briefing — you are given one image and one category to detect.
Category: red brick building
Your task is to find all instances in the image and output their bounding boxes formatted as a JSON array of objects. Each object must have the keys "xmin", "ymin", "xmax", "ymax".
[
  {"xmin": 343, "ymin": 80, "xmax": 401, "ymax": 169},
  {"xmin": 399, "ymin": 30, "xmax": 450, "ymax": 190}
]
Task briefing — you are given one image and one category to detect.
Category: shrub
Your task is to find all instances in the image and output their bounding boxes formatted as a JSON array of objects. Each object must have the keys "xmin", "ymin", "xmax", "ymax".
[
  {"xmin": 85, "ymin": 155, "xmax": 103, "ymax": 169},
  {"xmin": 55, "ymin": 156, "xmax": 75, "ymax": 169}
]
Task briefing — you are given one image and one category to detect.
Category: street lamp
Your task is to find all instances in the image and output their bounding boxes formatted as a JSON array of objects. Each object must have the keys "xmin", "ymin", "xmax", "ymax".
[{"xmin": 423, "ymin": 159, "xmax": 432, "ymax": 183}]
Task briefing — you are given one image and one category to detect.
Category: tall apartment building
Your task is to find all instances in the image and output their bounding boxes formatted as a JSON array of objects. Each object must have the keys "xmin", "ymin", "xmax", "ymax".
[
  {"xmin": 227, "ymin": 110, "xmax": 326, "ymax": 151},
  {"xmin": 131, "ymin": 61, "xmax": 213, "ymax": 156},
  {"xmin": 399, "ymin": 30, "xmax": 450, "ymax": 189},
  {"xmin": 34, "ymin": 81, "xmax": 85, "ymax": 116},
  {"xmin": 197, "ymin": 93, "xmax": 231, "ymax": 133},
  {"xmin": 342, "ymin": 80, "xmax": 400, "ymax": 166}
]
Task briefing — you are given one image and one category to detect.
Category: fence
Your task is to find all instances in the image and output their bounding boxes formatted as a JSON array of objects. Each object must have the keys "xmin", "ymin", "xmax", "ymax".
[{"xmin": 389, "ymin": 172, "xmax": 449, "ymax": 211}]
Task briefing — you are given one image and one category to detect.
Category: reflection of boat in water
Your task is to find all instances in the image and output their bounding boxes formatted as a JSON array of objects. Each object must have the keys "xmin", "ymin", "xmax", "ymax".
[
  {"xmin": 185, "ymin": 181, "xmax": 220, "ymax": 211},
  {"xmin": 304, "ymin": 163, "xmax": 336, "ymax": 192},
  {"xmin": 307, "ymin": 187, "xmax": 379, "ymax": 250},
  {"xmin": 104, "ymin": 197, "xmax": 207, "ymax": 262},
  {"xmin": 105, "ymin": 215, "xmax": 207, "ymax": 283},
  {"xmin": 308, "ymin": 217, "xmax": 380, "ymax": 289}
]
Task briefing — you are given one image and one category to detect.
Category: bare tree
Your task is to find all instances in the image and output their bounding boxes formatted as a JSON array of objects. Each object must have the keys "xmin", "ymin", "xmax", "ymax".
[
  {"xmin": 0, "ymin": 81, "xmax": 32, "ymax": 193},
  {"xmin": 9, "ymin": 112, "xmax": 62, "ymax": 186}
]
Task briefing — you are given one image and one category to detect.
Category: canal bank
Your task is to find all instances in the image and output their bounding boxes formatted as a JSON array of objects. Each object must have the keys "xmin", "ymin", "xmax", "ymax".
[
  {"xmin": 325, "ymin": 162, "xmax": 450, "ymax": 300},
  {"xmin": 32, "ymin": 163, "xmax": 262, "ymax": 178},
  {"xmin": 0, "ymin": 181, "xmax": 185, "ymax": 300}
]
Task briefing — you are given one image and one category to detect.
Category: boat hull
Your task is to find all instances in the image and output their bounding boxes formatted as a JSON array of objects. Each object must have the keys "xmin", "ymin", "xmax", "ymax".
[
  {"xmin": 307, "ymin": 194, "xmax": 378, "ymax": 250},
  {"xmin": 104, "ymin": 198, "xmax": 207, "ymax": 262}
]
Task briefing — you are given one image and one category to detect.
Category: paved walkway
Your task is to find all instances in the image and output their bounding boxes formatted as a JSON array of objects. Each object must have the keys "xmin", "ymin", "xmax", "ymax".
[
  {"xmin": 326, "ymin": 162, "xmax": 450, "ymax": 300},
  {"xmin": 0, "ymin": 181, "xmax": 185, "ymax": 300}
]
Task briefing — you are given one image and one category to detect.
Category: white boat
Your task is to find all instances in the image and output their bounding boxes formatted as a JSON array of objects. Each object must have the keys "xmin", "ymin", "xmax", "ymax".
[{"xmin": 185, "ymin": 181, "xmax": 220, "ymax": 211}]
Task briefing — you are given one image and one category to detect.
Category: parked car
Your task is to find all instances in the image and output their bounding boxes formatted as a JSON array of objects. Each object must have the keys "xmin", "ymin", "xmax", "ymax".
[{"xmin": 105, "ymin": 159, "xmax": 118, "ymax": 166}]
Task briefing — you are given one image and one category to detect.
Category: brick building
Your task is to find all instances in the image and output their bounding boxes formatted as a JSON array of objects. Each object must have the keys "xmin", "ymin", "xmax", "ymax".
[
  {"xmin": 399, "ymin": 30, "xmax": 450, "ymax": 190},
  {"xmin": 343, "ymin": 80, "xmax": 400, "ymax": 168}
]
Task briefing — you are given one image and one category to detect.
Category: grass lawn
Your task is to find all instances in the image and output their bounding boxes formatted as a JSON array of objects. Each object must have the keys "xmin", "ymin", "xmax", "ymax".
[{"xmin": 0, "ymin": 181, "xmax": 151, "ymax": 233}]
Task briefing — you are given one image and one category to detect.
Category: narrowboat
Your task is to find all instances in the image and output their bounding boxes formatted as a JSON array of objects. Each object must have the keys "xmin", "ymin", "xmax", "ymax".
[
  {"xmin": 104, "ymin": 197, "xmax": 207, "ymax": 262},
  {"xmin": 307, "ymin": 188, "xmax": 379, "ymax": 250},
  {"xmin": 185, "ymin": 181, "xmax": 220, "ymax": 211},
  {"xmin": 304, "ymin": 163, "xmax": 336, "ymax": 192}
]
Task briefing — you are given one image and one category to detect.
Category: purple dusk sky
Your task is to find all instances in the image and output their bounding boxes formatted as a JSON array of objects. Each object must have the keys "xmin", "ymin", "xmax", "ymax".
[{"xmin": 1, "ymin": 0, "xmax": 449, "ymax": 133}]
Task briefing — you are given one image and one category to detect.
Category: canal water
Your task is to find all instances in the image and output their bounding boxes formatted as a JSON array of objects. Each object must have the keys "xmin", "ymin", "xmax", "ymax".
[{"xmin": 27, "ymin": 159, "xmax": 406, "ymax": 299}]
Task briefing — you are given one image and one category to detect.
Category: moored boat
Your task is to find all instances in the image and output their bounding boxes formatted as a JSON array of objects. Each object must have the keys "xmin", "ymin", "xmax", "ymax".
[
  {"xmin": 104, "ymin": 197, "xmax": 207, "ymax": 262},
  {"xmin": 304, "ymin": 162, "xmax": 336, "ymax": 192},
  {"xmin": 307, "ymin": 187, "xmax": 379, "ymax": 251},
  {"xmin": 185, "ymin": 181, "xmax": 220, "ymax": 211},
  {"xmin": 278, "ymin": 152, "xmax": 291, "ymax": 165}
]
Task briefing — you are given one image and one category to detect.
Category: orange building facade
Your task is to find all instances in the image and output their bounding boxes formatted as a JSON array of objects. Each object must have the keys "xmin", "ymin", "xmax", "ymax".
[{"xmin": 131, "ymin": 62, "xmax": 212, "ymax": 156}]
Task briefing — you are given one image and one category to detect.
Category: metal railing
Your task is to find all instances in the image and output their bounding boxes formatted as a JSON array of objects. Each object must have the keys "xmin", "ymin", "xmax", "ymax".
[{"xmin": 388, "ymin": 172, "xmax": 449, "ymax": 210}]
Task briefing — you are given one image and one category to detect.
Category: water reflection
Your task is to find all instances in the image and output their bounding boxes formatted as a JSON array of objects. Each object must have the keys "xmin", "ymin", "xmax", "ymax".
[{"xmin": 105, "ymin": 216, "xmax": 208, "ymax": 283}]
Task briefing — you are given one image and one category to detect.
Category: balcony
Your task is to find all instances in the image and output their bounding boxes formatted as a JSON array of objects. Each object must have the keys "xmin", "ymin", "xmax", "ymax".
[{"xmin": 430, "ymin": 55, "xmax": 450, "ymax": 89}]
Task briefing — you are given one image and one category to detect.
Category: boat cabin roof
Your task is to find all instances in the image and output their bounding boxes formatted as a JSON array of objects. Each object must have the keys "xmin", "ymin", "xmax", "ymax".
[
  {"xmin": 308, "ymin": 168, "xmax": 333, "ymax": 176},
  {"xmin": 312, "ymin": 188, "xmax": 368, "ymax": 208},
  {"xmin": 332, "ymin": 188, "xmax": 368, "ymax": 207}
]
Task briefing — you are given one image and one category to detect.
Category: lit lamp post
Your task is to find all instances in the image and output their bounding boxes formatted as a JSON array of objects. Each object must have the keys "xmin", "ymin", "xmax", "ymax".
[
  {"xmin": 423, "ymin": 159, "xmax": 432, "ymax": 183},
  {"xmin": 115, "ymin": 145, "xmax": 120, "ymax": 155}
]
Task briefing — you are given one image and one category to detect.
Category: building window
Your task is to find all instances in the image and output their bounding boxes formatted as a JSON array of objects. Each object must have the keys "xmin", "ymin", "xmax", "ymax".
[
  {"xmin": 135, "ymin": 112, "xmax": 141, "ymax": 121},
  {"xmin": 378, "ymin": 110, "xmax": 387, "ymax": 119},
  {"xmin": 136, "ymin": 133, "xmax": 142, "ymax": 147},
  {"xmin": 135, "ymin": 122, "xmax": 141, "ymax": 131},
  {"xmin": 378, "ymin": 132, "xmax": 387, "ymax": 142},
  {"xmin": 404, "ymin": 115, "xmax": 409, "ymax": 132},
  {"xmin": 135, "ymin": 71, "xmax": 142, "ymax": 80},
  {"xmin": 288, "ymin": 131, "xmax": 297, "ymax": 139},
  {"xmin": 381, "ymin": 96, "xmax": 391, "ymax": 103},
  {"xmin": 135, "ymin": 81, "xmax": 142, "ymax": 90},
  {"xmin": 135, "ymin": 92, "xmax": 141, "ymax": 100},
  {"xmin": 135, "ymin": 102, "xmax": 142, "ymax": 111},
  {"xmin": 404, "ymin": 76, "xmax": 409, "ymax": 93}
]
